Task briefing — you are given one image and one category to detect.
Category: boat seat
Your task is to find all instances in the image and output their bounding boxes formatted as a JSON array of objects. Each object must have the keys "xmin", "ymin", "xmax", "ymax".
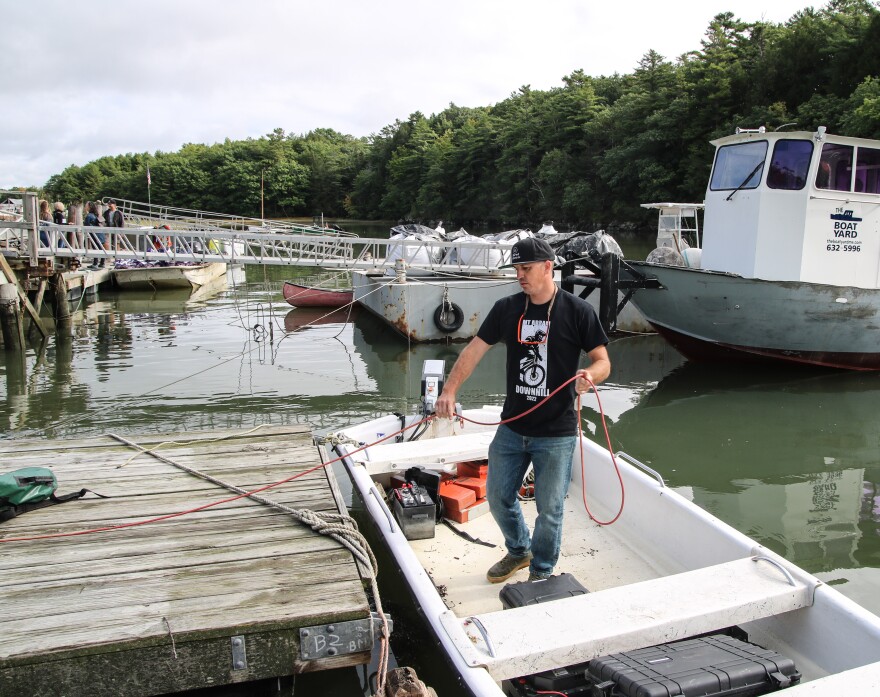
[
  {"xmin": 362, "ymin": 429, "xmax": 496, "ymax": 475},
  {"xmin": 439, "ymin": 555, "xmax": 820, "ymax": 681},
  {"xmin": 775, "ymin": 661, "xmax": 880, "ymax": 693}
]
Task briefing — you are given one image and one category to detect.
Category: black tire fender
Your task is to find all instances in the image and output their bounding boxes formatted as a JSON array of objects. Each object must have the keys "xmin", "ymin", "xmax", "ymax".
[{"xmin": 433, "ymin": 301, "xmax": 464, "ymax": 333}]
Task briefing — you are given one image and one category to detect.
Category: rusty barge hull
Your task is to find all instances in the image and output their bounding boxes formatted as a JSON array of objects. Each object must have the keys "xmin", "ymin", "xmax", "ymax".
[{"xmin": 351, "ymin": 270, "xmax": 649, "ymax": 342}]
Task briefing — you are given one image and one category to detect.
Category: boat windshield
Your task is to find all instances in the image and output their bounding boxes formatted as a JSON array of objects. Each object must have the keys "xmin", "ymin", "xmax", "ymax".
[
  {"xmin": 709, "ymin": 141, "xmax": 767, "ymax": 190},
  {"xmin": 766, "ymin": 139, "xmax": 813, "ymax": 190}
]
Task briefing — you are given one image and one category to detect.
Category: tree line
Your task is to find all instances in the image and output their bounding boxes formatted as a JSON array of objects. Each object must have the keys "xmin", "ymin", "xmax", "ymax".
[{"xmin": 42, "ymin": 1, "xmax": 880, "ymax": 231}]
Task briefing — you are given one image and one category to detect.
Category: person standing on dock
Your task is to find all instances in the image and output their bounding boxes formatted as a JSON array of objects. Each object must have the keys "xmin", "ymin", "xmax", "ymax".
[
  {"xmin": 38, "ymin": 199, "xmax": 52, "ymax": 247},
  {"xmin": 85, "ymin": 202, "xmax": 108, "ymax": 268},
  {"xmin": 103, "ymin": 199, "xmax": 124, "ymax": 260},
  {"xmin": 52, "ymin": 202, "xmax": 65, "ymax": 225},
  {"xmin": 435, "ymin": 237, "xmax": 611, "ymax": 583}
]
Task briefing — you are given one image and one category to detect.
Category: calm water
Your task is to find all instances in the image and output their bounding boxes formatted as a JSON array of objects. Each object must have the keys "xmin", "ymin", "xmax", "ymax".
[{"xmin": 3, "ymin": 249, "xmax": 879, "ymax": 694}]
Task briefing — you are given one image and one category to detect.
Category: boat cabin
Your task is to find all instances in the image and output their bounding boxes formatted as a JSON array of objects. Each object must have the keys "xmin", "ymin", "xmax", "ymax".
[{"xmin": 701, "ymin": 127, "xmax": 880, "ymax": 289}]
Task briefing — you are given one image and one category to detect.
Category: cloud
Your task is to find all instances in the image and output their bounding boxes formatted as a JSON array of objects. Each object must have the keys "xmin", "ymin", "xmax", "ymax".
[{"xmin": 1, "ymin": 0, "xmax": 815, "ymax": 189}]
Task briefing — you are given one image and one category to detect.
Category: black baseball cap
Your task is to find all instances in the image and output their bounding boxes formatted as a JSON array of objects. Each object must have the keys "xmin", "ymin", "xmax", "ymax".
[{"xmin": 499, "ymin": 237, "xmax": 556, "ymax": 268}]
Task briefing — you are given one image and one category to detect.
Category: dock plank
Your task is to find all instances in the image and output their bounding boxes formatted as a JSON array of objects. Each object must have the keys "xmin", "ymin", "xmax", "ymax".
[{"xmin": 0, "ymin": 426, "xmax": 373, "ymax": 697}]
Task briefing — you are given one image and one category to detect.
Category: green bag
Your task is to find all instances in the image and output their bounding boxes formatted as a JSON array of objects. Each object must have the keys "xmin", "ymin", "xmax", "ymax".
[{"xmin": 0, "ymin": 467, "xmax": 104, "ymax": 522}]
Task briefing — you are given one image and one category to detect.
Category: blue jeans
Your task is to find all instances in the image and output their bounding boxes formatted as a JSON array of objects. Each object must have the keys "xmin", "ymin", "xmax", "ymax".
[{"xmin": 487, "ymin": 424, "xmax": 577, "ymax": 576}]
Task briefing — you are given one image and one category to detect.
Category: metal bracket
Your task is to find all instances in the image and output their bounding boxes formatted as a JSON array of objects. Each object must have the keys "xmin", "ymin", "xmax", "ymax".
[
  {"xmin": 299, "ymin": 612, "xmax": 392, "ymax": 660},
  {"xmin": 230, "ymin": 635, "xmax": 247, "ymax": 671}
]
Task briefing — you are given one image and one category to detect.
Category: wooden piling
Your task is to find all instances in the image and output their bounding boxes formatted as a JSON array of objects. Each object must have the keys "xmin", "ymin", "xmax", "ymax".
[
  {"xmin": 0, "ymin": 255, "xmax": 47, "ymax": 338},
  {"xmin": 52, "ymin": 271, "xmax": 71, "ymax": 321},
  {"xmin": 0, "ymin": 283, "xmax": 24, "ymax": 351}
]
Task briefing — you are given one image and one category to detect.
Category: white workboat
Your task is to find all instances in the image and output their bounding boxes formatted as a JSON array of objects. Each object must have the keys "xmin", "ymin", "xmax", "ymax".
[
  {"xmin": 111, "ymin": 261, "xmax": 228, "ymax": 290},
  {"xmin": 320, "ymin": 375, "xmax": 880, "ymax": 696},
  {"xmin": 625, "ymin": 127, "xmax": 880, "ymax": 370}
]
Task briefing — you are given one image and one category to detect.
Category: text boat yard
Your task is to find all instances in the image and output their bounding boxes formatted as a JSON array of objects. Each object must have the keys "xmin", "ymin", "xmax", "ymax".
[{"xmin": 0, "ymin": 425, "xmax": 378, "ymax": 697}]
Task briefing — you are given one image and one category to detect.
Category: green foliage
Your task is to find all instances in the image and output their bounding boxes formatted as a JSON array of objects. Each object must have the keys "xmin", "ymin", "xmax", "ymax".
[{"xmin": 42, "ymin": 0, "xmax": 880, "ymax": 228}]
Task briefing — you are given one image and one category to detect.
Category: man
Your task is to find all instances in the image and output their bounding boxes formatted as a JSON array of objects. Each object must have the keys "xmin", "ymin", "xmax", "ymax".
[
  {"xmin": 435, "ymin": 237, "xmax": 611, "ymax": 583},
  {"xmin": 101, "ymin": 199, "xmax": 124, "ymax": 264}
]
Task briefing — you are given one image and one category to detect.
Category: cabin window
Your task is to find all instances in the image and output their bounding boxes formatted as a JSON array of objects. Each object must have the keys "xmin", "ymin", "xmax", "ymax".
[
  {"xmin": 816, "ymin": 143, "xmax": 853, "ymax": 191},
  {"xmin": 766, "ymin": 140, "xmax": 813, "ymax": 190},
  {"xmin": 710, "ymin": 141, "xmax": 767, "ymax": 191},
  {"xmin": 855, "ymin": 147, "xmax": 880, "ymax": 194}
]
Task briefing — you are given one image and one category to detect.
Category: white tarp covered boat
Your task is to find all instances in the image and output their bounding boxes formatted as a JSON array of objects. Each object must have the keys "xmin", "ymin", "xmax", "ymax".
[
  {"xmin": 319, "ymin": 365, "xmax": 880, "ymax": 696},
  {"xmin": 625, "ymin": 127, "xmax": 880, "ymax": 370},
  {"xmin": 111, "ymin": 261, "xmax": 228, "ymax": 290}
]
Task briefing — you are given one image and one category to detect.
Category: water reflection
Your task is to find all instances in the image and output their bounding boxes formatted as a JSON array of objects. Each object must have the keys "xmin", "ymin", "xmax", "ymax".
[
  {"xmin": 600, "ymin": 357, "xmax": 880, "ymax": 603},
  {"xmin": 1, "ymin": 272, "xmax": 878, "ymax": 615}
]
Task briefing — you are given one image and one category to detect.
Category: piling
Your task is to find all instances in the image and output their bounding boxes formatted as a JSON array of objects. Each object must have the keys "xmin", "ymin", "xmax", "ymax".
[
  {"xmin": 0, "ymin": 283, "xmax": 24, "ymax": 351},
  {"xmin": 52, "ymin": 271, "xmax": 71, "ymax": 321},
  {"xmin": 599, "ymin": 252, "xmax": 621, "ymax": 333}
]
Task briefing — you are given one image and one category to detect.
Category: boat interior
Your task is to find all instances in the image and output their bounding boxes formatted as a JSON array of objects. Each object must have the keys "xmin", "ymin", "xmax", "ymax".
[{"xmin": 330, "ymin": 405, "xmax": 880, "ymax": 691}]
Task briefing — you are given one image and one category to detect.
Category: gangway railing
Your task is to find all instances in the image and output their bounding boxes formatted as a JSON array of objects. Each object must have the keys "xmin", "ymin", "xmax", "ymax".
[
  {"xmin": 0, "ymin": 223, "xmax": 514, "ymax": 275},
  {"xmin": 105, "ymin": 198, "xmax": 359, "ymax": 237}
]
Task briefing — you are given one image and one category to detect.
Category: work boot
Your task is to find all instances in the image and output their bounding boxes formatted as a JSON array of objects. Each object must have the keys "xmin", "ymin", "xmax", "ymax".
[
  {"xmin": 486, "ymin": 552, "xmax": 532, "ymax": 583},
  {"xmin": 528, "ymin": 571, "xmax": 551, "ymax": 582}
]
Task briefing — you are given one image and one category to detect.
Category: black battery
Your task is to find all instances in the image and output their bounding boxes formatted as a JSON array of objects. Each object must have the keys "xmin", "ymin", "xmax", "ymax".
[
  {"xmin": 390, "ymin": 483, "xmax": 435, "ymax": 540},
  {"xmin": 500, "ymin": 572, "xmax": 589, "ymax": 610},
  {"xmin": 503, "ymin": 662, "xmax": 594, "ymax": 696},
  {"xmin": 587, "ymin": 634, "xmax": 802, "ymax": 697}
]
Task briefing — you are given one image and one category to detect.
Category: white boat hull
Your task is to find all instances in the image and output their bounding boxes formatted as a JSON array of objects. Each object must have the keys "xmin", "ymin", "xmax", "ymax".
[
  {"xmin": 112, "ymin": 262, "xmax": 228, "ymax": 290},
  {"xmin": 323, "ymin": 409, "xmax": 880, "ymax": 695}
]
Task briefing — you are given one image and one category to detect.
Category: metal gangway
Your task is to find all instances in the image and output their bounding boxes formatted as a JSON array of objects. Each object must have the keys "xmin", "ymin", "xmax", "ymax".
[
  {"xmin": 109, "ymin": 198, "xmax": 359, "ymax": 237},
  {"xmin": 0, "ymin": 193, "xmax": 512, "ymax": 275}
]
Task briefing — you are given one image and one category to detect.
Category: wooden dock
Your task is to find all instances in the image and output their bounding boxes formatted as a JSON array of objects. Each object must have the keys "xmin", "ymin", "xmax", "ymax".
[{"xmin": 0, "ymin": 425, "xmax": 374, "ymax": 697}]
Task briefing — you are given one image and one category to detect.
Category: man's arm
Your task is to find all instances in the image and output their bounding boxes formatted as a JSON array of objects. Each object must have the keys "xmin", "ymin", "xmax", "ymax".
[
  {"xmin": 434, "ymin": 336, "xmax": 492, "ymax": 418},
  {"xmin": 575, "ymin": 344, "xmax": 610, "ymax": 394}
]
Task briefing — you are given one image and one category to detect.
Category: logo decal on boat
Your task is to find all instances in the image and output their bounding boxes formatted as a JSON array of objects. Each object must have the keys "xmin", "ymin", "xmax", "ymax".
[{"xmin": 830, "ymin": 209, "xmax": 862, "ymax": 222}]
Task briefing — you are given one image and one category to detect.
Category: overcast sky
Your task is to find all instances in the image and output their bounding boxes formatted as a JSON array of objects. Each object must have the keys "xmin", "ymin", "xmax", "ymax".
[{"xmin": 2, "ymin": 0, "xmax": 817, "ymax": 189}]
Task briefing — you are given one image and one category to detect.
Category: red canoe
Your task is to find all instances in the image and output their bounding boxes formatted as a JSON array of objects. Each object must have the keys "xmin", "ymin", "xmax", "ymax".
[{"xmin": 282, "ymin": 281, "xmax": 354, "ymax": 308}]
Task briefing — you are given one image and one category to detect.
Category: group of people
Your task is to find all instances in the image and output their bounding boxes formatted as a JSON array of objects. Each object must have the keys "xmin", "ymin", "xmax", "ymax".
[{"xmin": 37, "ymin": 199, "xmax": 124, "ymax": 268}]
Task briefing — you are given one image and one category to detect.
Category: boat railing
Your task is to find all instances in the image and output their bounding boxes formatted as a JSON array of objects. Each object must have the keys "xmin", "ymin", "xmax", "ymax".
[{"xmin": 640, "ymin": 202, "xmax": 703, "ymax": 251}]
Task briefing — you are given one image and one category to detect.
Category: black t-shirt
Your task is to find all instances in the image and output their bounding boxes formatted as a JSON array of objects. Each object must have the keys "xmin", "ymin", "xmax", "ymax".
[{"xmin": 477, "ymin": 288, "xmax": 608, "ymax": 437}]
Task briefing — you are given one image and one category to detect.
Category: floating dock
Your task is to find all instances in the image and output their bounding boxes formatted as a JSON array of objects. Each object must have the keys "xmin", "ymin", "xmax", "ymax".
[{"xmin": 0, "ymin": 425, "xmax": 374, "ymax": 697}]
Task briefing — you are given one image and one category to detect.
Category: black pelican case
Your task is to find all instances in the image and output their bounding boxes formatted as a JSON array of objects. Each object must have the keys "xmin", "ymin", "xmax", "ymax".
[
  {"xmin": 499, "ymin": 572, "xmax": 589, "ymax": 609},
  {"xmin": 587, "ymin": 634, "xmax": 802, "ymax": 697}
]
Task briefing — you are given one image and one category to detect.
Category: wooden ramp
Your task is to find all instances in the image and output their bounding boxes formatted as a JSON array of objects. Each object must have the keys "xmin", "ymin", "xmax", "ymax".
[{"xmin": 0, "ymin": 425, "xmax": 372, "ymax": 697}]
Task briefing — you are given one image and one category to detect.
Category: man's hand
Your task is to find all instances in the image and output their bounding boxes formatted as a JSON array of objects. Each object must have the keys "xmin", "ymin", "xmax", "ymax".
[
  {"xmin": 434, "ymin": 390, "xmax": 456, "ymax": 419},
  {"xmin": 575, "ymin": 368, "xmax": 595, "ymax": 395}
]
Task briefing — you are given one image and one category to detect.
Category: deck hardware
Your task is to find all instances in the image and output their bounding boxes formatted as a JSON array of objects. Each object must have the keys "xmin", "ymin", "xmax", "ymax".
[
  {"xmin": 465, "ymin": 616, "xmax": 496, "ymax": 658},
  {"xmin": 752, "ymin": 556, "xmax": 797, "ymax": 587},
  {"xmin": 616, "ymin": 452, "xmax": 666, "ymax": 487},
  {"xmin": 230, "ymin": 635, "xmax": 247, "ymax": 671},
  {"xmin": 299, "ymin": 612, "xmax": 392, "ymax": 660}
]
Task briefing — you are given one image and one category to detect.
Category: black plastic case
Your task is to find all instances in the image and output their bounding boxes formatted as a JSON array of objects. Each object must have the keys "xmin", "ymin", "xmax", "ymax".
[
  {"xmin": 499, "ymin": 572, "xmax": 589, "ymax": 610},
  {"xmin": 588, "ymin": 634, "xmax": 802, "ymax": 697}
]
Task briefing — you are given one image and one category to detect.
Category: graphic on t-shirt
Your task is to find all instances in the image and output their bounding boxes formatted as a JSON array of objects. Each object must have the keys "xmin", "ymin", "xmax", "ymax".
[{"xmin": 517, "ymin": 318, "xmax": 549, "ymax": 398}]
